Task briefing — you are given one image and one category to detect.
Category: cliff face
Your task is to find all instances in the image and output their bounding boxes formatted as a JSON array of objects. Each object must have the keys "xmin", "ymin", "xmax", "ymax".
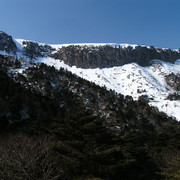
[
  {"xmin": 0, "ymin": 30, "xmax": 180, "ymax": 69},
  {"xmin": 52, "ymin": 45, "xmax": 180, "ymax": 68},
  {"xmin": 22, "ymin": 41, "xmax": 55, "ymax": 60},
  {"xmin": 0, "ymin": 31, "xmax": 17, "ymax": 54},
  {"xmin": 1, "ymin": 30, "xmax": 179, "ymax": 69}
]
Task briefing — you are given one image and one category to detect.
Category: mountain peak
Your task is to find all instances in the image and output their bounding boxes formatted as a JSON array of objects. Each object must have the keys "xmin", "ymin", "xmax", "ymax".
[{"xmin": 0, "ymin": 31, "xmax": 17, "ymax": 54}]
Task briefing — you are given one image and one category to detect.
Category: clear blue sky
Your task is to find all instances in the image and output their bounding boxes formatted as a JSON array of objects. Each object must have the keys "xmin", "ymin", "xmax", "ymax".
[{"xmin": 0, "ymin": 0, "xmax": 180, "ymax": 49}]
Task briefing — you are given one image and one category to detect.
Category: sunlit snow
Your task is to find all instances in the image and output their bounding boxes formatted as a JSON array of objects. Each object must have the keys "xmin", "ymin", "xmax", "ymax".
[
  {"xmin": 37, "ymin": 57, "xmax": 180, "ymax": 121},
  {"xmin": 3, "ymin": 39, "xmax": 180, "ymax": 121}
]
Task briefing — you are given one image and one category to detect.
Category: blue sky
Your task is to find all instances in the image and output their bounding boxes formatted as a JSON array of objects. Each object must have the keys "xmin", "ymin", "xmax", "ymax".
[{"xmin": 0, "ymin": 0, "xmax": 180, "ymax": 49}]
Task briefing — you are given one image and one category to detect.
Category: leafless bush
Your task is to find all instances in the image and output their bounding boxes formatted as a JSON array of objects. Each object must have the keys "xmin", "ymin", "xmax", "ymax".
[{"xmin": 0, "ymin": 133, "xmax": 62, "ymax": 180}]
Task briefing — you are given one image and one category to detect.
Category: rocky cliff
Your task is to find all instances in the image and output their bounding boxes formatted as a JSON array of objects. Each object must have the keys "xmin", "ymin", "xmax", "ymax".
[
  {"xmin": 0, "ymin": 31, "xmax": 17, "ymax": 54},
  {"xmin": 1, "ymin": 31, "xmax": 180, "ymax": 68},
  {"xmin": 52, "ymin": 45, "xmax": 180, "ymax": 68}
]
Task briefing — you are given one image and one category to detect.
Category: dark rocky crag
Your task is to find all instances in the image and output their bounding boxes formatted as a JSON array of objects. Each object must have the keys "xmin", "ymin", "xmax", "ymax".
[
  {"xmin": 22, "ymin": 41, "xmax": 55, "ymax": 60},
  {"xmin": 52, "ymin": 45, "xmax": 180, "ymax": 68},
  {"xmin": 165, "ymin": 73, "xmax": 180, "ymax": 91},
  {"xmin": 0, "ymin": 30, "xmax": 180, "ymax": 69},
  {"xmin": 0, "ymin": 31, "xmax": 17, "ymax": 54}
]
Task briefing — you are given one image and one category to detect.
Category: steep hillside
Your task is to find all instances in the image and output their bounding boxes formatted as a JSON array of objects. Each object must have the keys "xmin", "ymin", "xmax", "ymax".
[
  {"xmin": 0, "ymin": 31, "xmax": 179, "ymax": 121},
  {"xmin": 1, "ymin": 54, "xmax": 177, "ymax": 132},
  {"xmin": 15, "ymin": 38, "xmax": 180, "ymax": 68},
  {"xmin": 38, "ymin": 57, "xmax": 180, "ymax": 121},
  {"xmin": 1, "ymin": 31, "xmax": 180, "ymax": 179},
  {"xmin": 1, "ymin": 53, "xmax": 180, "ymax": 179}
]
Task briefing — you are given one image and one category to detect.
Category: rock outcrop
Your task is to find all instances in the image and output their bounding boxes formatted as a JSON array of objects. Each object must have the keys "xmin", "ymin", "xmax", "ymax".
[
  {"xmin": 0, "ymin": 31, "xmax": 17, "ymax": 54},
  {"xmin": 52, "ymin": 45, "xmax": 180, "ymax": 68},
  {"xmin": 22, "ymin": 41, "xmax": 55, "ymax": 60},
  {"xmin": 165, "ymin": 73, "xmax": 180, "ymax": 91}
]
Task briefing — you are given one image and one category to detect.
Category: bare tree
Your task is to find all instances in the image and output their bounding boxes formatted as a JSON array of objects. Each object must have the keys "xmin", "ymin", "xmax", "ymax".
[{"xmin": 0, "ymin": 133, "xmax": 62, "ymax": 180}]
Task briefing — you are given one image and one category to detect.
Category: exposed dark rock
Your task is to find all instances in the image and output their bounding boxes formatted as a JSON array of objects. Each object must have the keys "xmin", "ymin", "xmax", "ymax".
[
  {"xmin": 22, "ymin": 41, "xmax": 55, "ymax": 60},
  {"xmin": 166, "ymin": 93, "xmax": 180, "ymax": 101},
  {"xmin": 0, "ymin": 31, "xmax": 17, "ymax": 54},
  {"xmin": 1, "ymin": 31, "xmax": 179, "ymax": 68},
  {"xmin": 51, "ymin": 45, "xmax": 180, "ymax": 68},
  {"xmin": 165, "ymin": 73, "xmax": 180, "ymax": 91}
]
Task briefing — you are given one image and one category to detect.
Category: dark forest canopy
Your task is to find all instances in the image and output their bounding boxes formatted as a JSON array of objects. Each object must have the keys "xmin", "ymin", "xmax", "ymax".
[{"xmin": 0, "ymin": 54, "xmax": 180, "ymax": 179}]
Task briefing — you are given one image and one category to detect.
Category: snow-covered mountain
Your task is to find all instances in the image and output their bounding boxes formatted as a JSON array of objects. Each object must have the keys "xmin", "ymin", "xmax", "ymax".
[
  {"xmin": 0, "ymin": 31, "xmax": 180, "ymax": 121},
  {"xmin": 33, "ymin": 57, "xmax": 180, "ymax": 121}
]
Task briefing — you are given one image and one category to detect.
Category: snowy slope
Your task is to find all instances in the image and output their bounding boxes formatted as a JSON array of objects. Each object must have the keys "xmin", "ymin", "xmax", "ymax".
[
  {"xmin": 2, "ymin": 39, "xmax": 180, "ymax": 121},
  {"xmin": 36, "ymin": 56, "xmax": 180, "ymax": 121}
]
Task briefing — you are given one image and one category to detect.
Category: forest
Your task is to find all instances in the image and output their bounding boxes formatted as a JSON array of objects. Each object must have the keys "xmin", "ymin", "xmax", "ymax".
[{"xmin": 0, "ymin": 54, "xmax": 180, "ymax": 179}]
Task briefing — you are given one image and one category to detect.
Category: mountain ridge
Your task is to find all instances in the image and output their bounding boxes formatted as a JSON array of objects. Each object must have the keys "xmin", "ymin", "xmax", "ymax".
[
  {"xmin": 0, "ymin": 31, "xmax": 180, "ymax": 121},
  {"xmin": 1, "ymin": 31, "xmax": 180, "ymax": 179}
]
